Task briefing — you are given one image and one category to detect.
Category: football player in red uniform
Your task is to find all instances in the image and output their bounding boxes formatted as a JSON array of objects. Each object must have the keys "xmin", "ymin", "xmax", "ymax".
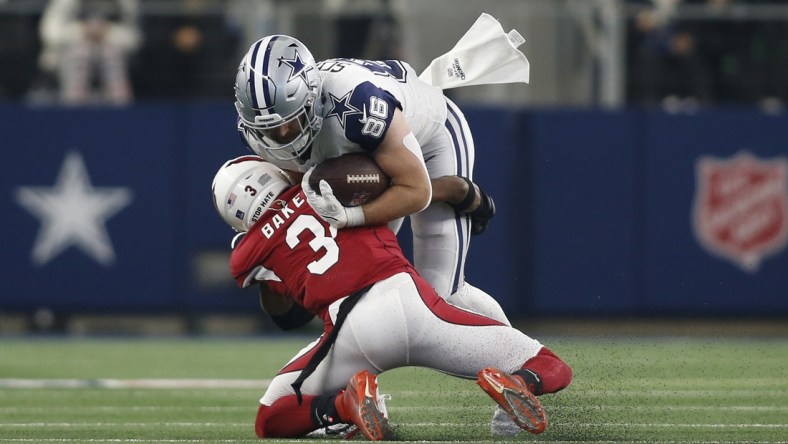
[{"xmin": 212, "ymin": 156, "xmax": 572, "ymax": 440}]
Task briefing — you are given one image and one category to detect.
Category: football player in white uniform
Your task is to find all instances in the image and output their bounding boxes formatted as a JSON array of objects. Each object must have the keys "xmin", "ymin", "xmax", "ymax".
[{"xmin": 234, "ymin": 34, "xmax": 507, "ymax": 324}]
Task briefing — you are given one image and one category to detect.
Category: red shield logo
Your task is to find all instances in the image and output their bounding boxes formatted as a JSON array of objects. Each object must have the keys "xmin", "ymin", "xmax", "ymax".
[{"xmin": 693, "ymin": 151, "xmax": 788, "ymax": 272}]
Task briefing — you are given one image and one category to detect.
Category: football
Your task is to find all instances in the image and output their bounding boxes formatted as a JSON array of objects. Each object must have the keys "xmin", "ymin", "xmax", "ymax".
[{"xmin": 308, "ymin": 153, "xmax": 391, "ymax": 207}]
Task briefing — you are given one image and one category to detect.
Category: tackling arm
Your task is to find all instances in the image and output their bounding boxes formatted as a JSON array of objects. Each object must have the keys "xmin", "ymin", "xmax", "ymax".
[
  {"xmin": 432, "ymin": 175, "xmax": 497, "ymax": 235},
  {"xmin": 258, "ymin": 284, "xmax": 314, "ymax": 330},
  {"xmin": 431, "ymin": 176, "xmax": 475, "ymax": 206}
]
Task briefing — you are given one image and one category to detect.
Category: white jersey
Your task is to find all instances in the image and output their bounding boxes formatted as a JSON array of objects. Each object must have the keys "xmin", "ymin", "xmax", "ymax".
[
  {"xmin": 240, "ymin": 58, "xmax": 509, "ymax": 320},
  {"xmin": 249, "ymin": 58, "xmax": 449, "ymax": 172},
  {"xmin": 313, "ymin": 58, "xmax": 447, "ymax": 161}
]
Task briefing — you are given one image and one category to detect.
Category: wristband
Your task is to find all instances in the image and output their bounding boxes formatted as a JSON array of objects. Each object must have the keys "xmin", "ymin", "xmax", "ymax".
[
  {"xmin": 451, "ymin": 176, "xmax": 478, "ymax": 212},
  {"xmin": 344, "ymin": 206, "xmax": 366, "ymax": 227}
]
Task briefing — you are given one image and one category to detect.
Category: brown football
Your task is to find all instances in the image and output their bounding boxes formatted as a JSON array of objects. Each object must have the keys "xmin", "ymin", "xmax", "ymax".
[{"xmin": 309, "ymin": 153, "xmax": 391, "ymax": 207}]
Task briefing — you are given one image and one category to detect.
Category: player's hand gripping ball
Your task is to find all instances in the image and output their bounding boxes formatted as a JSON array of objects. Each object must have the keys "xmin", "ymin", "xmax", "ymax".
[{"xmin": 308, "ymin": 153, "xmax": 391, "ymax": 207}]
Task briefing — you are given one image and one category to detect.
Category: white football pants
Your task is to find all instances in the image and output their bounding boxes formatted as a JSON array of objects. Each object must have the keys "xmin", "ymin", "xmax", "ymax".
[
  {"xmin": 409, "ymin": 97, "xmax": 509, "ymax": 324},
  {"xmin": 261, "ymin": 272, "xmax": 542, "ymax": 406}
]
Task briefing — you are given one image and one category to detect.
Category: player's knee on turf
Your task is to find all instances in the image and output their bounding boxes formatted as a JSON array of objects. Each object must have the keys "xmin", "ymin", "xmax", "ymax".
[
  {"xmin": 255, "ymin": 403, "xmax": 303, "ymax": 438},
  {"xmin": 254, "ymin": 404, "xmax": 269, "ymax": 438},
  {"xmin": 255, "ymin": 400, "xmax": 317, "ymax": 439}
]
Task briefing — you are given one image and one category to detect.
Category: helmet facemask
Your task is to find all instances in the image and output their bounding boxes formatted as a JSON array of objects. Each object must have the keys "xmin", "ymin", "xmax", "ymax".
[
  {"xmin": 234, "ymin": 35, "xmax": 324, "ymax": 167},
  {"xmin": 237, "ymin": 92, "xmax": 322, "ymax": 164}
]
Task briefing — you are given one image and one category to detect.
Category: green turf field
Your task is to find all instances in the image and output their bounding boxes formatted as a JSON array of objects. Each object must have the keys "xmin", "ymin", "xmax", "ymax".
[{"xmin": 1, "ymin": 335, "xmax": 787, "ymax": 443}]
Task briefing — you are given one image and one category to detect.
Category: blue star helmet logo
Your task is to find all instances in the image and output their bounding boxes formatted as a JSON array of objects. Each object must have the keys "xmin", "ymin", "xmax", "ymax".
[{"xmin": 278, "ymin": 46, "xmax": 309, "ymax": 83}]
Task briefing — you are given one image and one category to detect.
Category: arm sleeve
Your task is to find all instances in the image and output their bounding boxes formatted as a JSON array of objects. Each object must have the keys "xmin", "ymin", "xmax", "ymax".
[
  {"xmin": 269, "ymin": 303, "xmax": 316, "ymax": 330},
  {"xmin": 343, "ymin": 81, "xmax": 401, "ymax": 152}
]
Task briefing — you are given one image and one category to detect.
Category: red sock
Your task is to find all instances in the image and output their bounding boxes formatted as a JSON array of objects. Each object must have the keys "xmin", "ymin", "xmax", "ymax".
[
  {"xmin": 520, "ymin": 347, "xmax": 572, "ymax": 395},
  {"xmin": 255, "ymin": 395, "xmax": 318, "ymax": 438}
]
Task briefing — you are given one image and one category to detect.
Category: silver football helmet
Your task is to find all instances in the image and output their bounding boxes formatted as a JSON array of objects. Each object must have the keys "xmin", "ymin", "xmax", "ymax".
[
  {"xmin": 211, "ymin": 155, "xmax": 293, "ymax": 232},
  {"xmin": 235, "ymin": 35, "xmax": 323, "ymax": 166}
]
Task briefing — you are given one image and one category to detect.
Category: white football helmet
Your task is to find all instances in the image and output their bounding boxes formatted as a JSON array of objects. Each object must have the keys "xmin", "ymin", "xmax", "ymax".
[
  {"xmin": 211, "ymin": 155, "xmax": 293, "ymax": 232},
  {"xmin": 235, "ymin": 35, "xmax": 324, "ymax": 166}
]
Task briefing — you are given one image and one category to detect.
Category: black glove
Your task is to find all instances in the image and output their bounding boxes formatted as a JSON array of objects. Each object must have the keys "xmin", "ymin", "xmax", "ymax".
[
  {"xmin": 469, "ymin": 185, "xmax": 496, "ymax": 235},
  {"xmin": 450, "ymin": 177, "xmax": 496, "ymax": 236}
]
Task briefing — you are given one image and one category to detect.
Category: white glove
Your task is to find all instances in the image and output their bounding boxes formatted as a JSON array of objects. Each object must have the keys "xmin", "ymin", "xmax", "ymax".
[{"xmin": 301, "ymin": 167, "xmax": 365, "ymax": 228}]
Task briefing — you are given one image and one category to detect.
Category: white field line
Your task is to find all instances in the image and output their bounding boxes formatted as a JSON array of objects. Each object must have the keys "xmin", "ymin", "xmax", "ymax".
[
  {"xmin": 0, "ymin": 378, "xmax": 270, "ymax": 389},
  {"xmin": 0, "ymin": 423, "xmax": 248, "ymax": 427},
  {"xmin": 392, "ymin": 388, "xmax": 788, "ymax": 397},
  {"xmin": 554, "ymin": 405, "xmax": 788, "ymax": 411},
  {"xmin": 2, "ymin": 404, "xmax": 788, "ymax": 414},
  {"xmin": 0, "ymin": 441, "xmax": 261, "ymax": 443},
  {"xmin": 1, "ymin": 421, "xmax": 787, "ymax": 429},
  {"xmin": 400, "ymin": 422, "xmax": 788, "ymax": 430},
  {"xmin": 3, "ymin": 381, "xmax": 785, "ymax": 396},
  {"xmin": 576, "ymin": 389, "xmax": 788, "ymax": 396},
  {"xmin": 0, "ymin": 441, "xmax": 786, "ymax": 444},
  {"xmin": 2, "ymin": 403, "xmax": 787, "ymax": 412},
  {"xmin": 0, "ymin": 406, "xmax": 250, "ymax": 413},
  {"xmin": 0, "ymin": 442, "xmax": 787, "ymax": 444},
  {"xmin": 389, "ymin": 405, "xmax": 788, "ymax": 412}
]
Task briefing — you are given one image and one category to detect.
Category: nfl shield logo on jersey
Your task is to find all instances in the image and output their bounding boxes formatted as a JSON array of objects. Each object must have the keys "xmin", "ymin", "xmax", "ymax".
[{"xmin": 692, "ymin": 151, "xmax": 788, "ymax": 272}]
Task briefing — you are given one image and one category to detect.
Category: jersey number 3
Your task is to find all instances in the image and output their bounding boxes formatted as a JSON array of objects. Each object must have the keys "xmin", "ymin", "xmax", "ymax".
[{"xmin": 285, "ymin": 214, "xmax": 339, "ymax": 275}]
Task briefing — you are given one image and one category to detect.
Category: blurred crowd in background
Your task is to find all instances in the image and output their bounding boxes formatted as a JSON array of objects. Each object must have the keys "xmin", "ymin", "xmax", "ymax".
[
  {"xmin": 0, "ymin": 0, "xmax": 786, "ymax": 109},
  {"xmin": 627, "ymin": 0, "xmax": 788, "ymax": 111}
]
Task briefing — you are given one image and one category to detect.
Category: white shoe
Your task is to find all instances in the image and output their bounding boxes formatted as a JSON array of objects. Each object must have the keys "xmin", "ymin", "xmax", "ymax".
[
  {"xmin": 491, "ymin": 405, "xmax": 522, "ymax": 437},
  {"xmin": 377, "ymin": 391, "xmax": 391, "ymax": 418},
  {"xmin": 306, "ymin": 422, "xmax": 356, "ymax": 437}
]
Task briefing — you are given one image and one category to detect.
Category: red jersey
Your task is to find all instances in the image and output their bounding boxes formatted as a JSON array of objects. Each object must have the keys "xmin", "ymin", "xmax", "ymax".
[{"xmin": 231, "ymin": 186, "xmax": 415, "ymax": 320}]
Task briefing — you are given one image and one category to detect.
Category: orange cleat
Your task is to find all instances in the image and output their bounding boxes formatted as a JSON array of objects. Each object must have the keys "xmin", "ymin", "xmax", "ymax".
[
  {"xmin": 337, "ymin": 370, "xmax": 393, "ymax": 441},
  {"xmin": 477, "ymin": 367, "xmax": 547, "ymax": 434}
]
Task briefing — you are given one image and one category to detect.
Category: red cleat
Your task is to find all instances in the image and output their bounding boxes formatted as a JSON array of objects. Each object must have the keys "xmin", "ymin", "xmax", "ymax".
[
  {"xmin": 477, "ymin": 367, "xmax": 547, "ymax": 434},
  {"xmin": 337, "ymin": 370, "xmax": 393, "ymax": 441}
]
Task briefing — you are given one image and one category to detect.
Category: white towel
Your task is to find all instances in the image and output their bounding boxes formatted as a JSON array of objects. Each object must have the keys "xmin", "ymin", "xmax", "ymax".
[{"xmin": 419, "ymin": 13, "xmax": 530, "ymax": 90}]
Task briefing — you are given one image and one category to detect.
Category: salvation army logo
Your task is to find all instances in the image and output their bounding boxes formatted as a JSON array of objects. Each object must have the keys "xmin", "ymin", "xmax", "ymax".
[{"xmin": 692, "ymin": 151, "xmax": 788, "ymax": 272}]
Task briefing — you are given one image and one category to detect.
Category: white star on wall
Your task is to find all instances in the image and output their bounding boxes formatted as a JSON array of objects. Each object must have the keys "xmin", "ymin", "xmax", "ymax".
[{"xmin": 15, "ymin": 151, "xmax": 133, "ymax": 266}]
